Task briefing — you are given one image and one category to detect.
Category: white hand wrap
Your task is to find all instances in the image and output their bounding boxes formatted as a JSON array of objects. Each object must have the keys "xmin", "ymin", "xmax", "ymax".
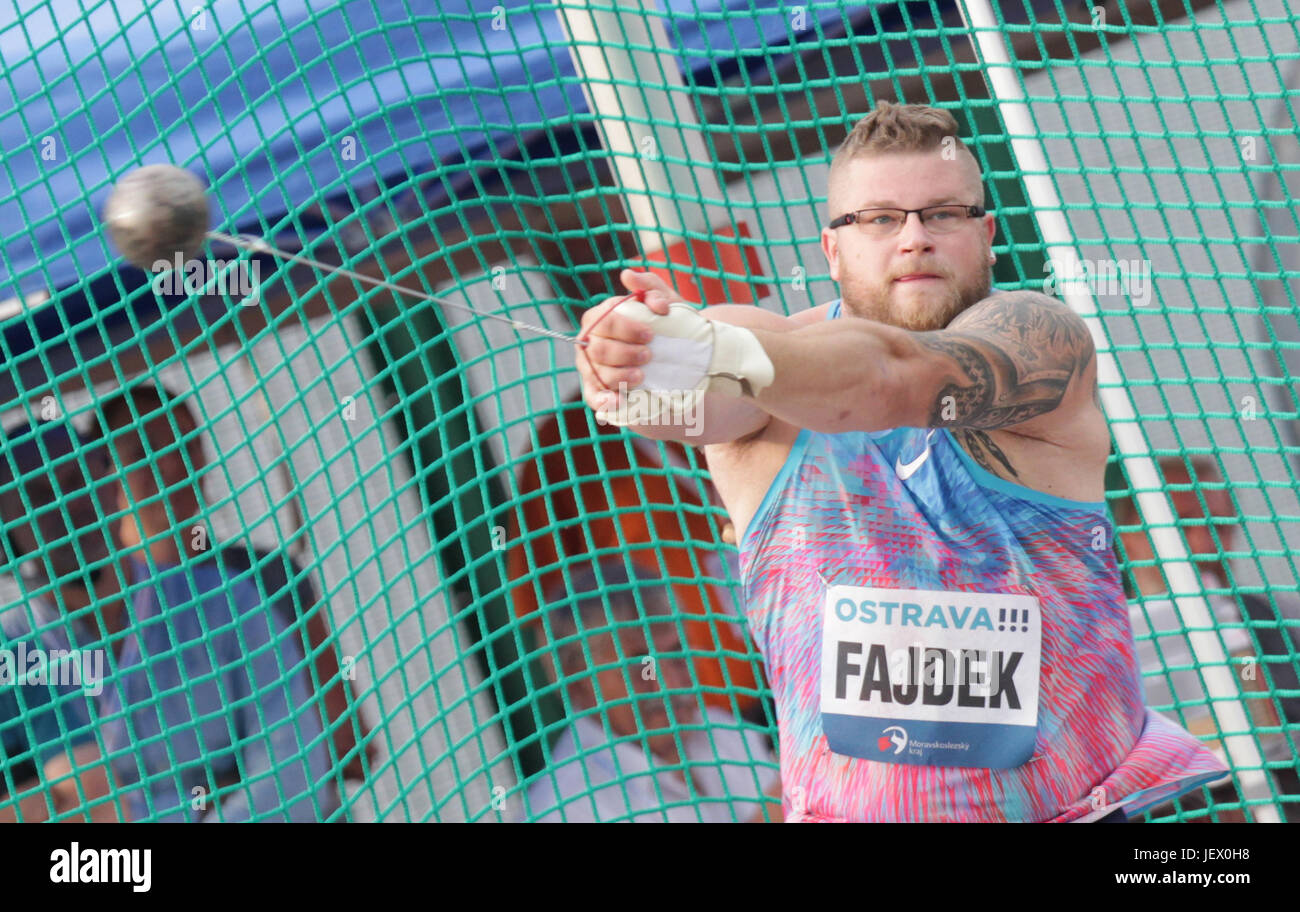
[{"xmin": 594, "ymin": 300, "xmax": 774, "ymax": 427}]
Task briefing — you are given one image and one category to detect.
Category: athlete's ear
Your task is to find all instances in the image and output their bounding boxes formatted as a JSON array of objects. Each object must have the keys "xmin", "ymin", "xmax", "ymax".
[{"xmin": 821, "ymin": 226, "xmax": 841, "ymax": 282}]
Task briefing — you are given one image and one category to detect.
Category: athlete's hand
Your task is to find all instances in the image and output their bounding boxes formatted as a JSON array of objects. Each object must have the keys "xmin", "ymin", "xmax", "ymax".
[{"xmin": 577, "ymin": 269, "xmax": 677, "ymax": 412}]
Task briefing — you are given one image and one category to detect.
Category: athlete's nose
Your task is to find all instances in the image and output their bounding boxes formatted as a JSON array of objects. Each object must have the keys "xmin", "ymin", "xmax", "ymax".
[{"xmin": 896, "ymin": 211, "xmax": 936, "ymax": 254}]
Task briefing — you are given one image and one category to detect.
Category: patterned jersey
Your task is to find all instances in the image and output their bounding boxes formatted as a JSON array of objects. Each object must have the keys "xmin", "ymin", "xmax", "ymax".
[{"xmin": 736, "ymin": 299, "xmax": 1228, "ymax": 821}]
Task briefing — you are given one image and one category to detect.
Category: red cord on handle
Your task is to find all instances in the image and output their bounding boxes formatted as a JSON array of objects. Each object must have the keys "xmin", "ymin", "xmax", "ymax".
[{"xmin": 578, "ymin": 290, "xmax": 645, "ymax": 393}]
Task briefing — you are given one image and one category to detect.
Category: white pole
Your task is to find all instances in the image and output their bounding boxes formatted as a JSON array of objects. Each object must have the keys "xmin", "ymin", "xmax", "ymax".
[
  {"xmin": 555, "ymin": 0, "xmax": 721, "ymax": 255},
  {"xmin": 957, "ymin": 0, "xmax": 1278, "ymax": 822}
]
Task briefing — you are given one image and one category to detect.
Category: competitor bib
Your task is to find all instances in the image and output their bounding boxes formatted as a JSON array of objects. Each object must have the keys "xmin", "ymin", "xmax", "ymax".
[{"xmin": 820, "ymin": 584, "xmax": 1043, "ymax": 769}]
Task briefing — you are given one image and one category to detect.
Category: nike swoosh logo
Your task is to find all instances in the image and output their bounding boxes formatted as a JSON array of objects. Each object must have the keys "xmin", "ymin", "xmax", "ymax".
[{"xmin": 895, "ymin": 429, "xmax": 938, "ymax": 480}]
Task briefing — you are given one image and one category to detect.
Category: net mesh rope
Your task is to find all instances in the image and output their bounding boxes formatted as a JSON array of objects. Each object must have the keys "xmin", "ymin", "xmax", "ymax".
[{"xmin": 0, "ymin": 0, "xmax": 1296, "ymax": 822}]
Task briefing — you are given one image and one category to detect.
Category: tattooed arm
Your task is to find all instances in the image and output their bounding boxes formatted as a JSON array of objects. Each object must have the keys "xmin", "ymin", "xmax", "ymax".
[{"xmin": 746, "ymin": 290, "xmax": 1101, "ymax": 451}]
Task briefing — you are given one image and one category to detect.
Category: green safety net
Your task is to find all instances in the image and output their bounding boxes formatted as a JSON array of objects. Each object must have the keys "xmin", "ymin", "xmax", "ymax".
[{"xmin": 0, "ymin": 0, "xmax": 1297, "ymax": 823}]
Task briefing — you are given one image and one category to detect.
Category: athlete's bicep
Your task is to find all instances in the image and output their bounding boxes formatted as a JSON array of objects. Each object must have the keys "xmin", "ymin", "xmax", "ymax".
[{"xmin": 899, "ymin": 291, "xmax": 1096, "ymax": 434}]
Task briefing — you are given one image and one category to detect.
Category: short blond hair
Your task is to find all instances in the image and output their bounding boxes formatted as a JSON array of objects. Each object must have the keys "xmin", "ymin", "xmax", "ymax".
[{"xmin": 829, "ymin": 101, "xmax": 985, "ymax": 206}]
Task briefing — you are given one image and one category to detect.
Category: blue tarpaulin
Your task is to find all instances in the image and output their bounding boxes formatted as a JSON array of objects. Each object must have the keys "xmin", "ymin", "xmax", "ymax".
[{"xmin": 0, "ymin": 0, "xmax": 859, "ymax": 302}]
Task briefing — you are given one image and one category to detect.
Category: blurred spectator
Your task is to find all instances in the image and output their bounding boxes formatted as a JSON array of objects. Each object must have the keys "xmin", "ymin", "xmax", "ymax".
[
  {"xmin": 0, "ymin": 382, "xmax": 347, "ymax": 821},
  {"xmin": 0, "ymin": 418, "xmax": 123, "ymax": 632},
  {"xmin": 0, "ymin": 418, "xmax": 125, "ymax": 821},
  {"xmin": 81, "ymin": 381, "xmax": 347, "ymax": 820},
  {"xmin": 521, "ymin": 562, "xmax": 780, "ymax": 822},
  {"xmin": 1115, "ymin": 455, "xmax": 1300, "ymax": 821},
  {"xmin": 92, "ymin": 382, "xmax": 374, "ymax": 784}
]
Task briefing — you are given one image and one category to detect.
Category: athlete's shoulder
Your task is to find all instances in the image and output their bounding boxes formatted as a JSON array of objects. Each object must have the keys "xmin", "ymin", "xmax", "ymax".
[
  {"xmin": 944, "ymin": 289, "xmax": 1095, "ymax": 374},
  {"xmin": 791, "ymin": 300, "xmax": 835, "ymax": 326},
  {"xmin": 912, "ymin": 289, "xmax": 1099, "ymax": 436}
]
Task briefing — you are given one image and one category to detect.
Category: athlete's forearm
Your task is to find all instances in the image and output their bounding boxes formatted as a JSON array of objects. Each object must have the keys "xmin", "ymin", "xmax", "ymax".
[
  {"xmin": 748, "ymin": 320, "xmax": 920, "ymax": 433},
  {"xmin": 609, "ymin": 390, "xmax": 768, "ymax": 445}
]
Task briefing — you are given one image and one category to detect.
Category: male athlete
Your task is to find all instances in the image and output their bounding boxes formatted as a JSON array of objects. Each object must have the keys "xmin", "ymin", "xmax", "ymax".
[{"xmin": 574, "ymin": 101, "xmax": 1228, "ymax": 822}]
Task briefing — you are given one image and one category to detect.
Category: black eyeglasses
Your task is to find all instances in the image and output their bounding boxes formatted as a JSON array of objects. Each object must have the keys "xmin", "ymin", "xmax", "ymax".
[{"xmin": 828, "ymin": 204, "xmax": 986, "ymax": 237}]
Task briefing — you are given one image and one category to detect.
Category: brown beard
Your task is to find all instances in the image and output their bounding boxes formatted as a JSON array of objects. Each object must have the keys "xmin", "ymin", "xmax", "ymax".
[{"xmin": 841, "ymin": 263, "xmax": 993, "ymax": 330}]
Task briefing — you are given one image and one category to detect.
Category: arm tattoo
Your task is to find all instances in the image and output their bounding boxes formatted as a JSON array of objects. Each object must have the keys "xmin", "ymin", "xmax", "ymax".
[{"xmin": 915, "ymin": 290, "xmax": 1094, "ymax": 432}]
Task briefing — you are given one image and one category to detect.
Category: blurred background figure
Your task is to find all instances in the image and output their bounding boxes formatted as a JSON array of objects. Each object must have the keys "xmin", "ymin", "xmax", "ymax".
[
  {"xmin": 0, "ymin": 418, "xmax": 124, "ymax": 821},
  {"xmin": 0, "ymin": 418, "xmax": 122, "ymax": 633},
  {"xmin": 91, "ymin": 381, "xmax": 374, "ymax": 783},
  {"xmin": 66, "ymin": 381, "xmax": 343, "ymax": 821},
  {"xmin": 1116, "ymin": 455, "xmax": 1300, "ymax": 821},
  {"xmin": 0, "ymin": 382, "xmax": 366, "ymax": 821},
  {"xmin": 521, "ymin": 562, "xmax": 780, "ymax": 822}
]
